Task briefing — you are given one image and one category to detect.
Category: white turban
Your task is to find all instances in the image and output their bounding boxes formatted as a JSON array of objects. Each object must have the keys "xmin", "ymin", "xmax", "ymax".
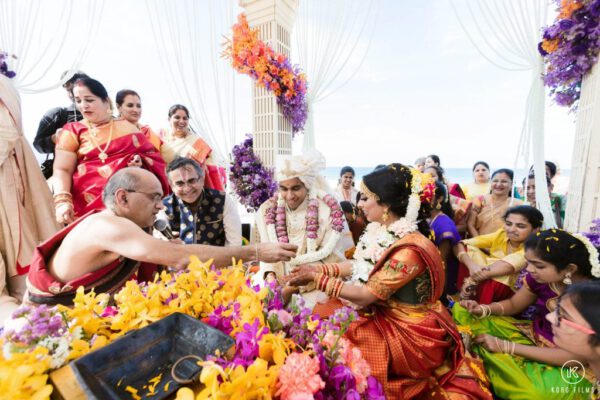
[{"xmin": 275, "ymin": 150, "xmax": 329, "ymax": 191}]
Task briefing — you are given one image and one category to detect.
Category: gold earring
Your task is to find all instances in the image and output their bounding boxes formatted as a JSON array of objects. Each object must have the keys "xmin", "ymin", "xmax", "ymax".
[
  {"xmin": 382, "ymin": 209, "xmax": 389, "ymax": 222},
  {"xmin": 563, "ymin": 272, "xmax": 572, "ymax": 285},
  {"xmin": 436, "ymin": 203, "xmax": 442, "ymax": 210}
]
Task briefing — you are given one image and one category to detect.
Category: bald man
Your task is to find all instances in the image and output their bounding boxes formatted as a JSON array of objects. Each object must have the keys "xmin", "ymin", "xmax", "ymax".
[{"xmin": 26, "ymin": 168, "xmax": 296, "ymax": 305}]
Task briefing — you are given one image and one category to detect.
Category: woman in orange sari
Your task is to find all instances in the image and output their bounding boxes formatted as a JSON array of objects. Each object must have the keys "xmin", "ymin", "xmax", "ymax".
[
  {"xmin": 159, "ymin": 104, "xmax": 226, "ymax": 191},
  {"xmin": 289, "ymin": 164, "xmax": 491, "ymax": 399},
  {"xmin": 115, "ymin": 89, "xmax": 162, "ymax": 151},
  {"xmin": 52, "ymin": 78, "xmax": 168, "ymax": 224}
]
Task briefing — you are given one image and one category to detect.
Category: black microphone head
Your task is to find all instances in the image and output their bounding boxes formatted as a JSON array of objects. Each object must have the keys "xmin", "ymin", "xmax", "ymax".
[{"xmin": 153, "ymin": 218, "xmax": 169, "ymax": 232}]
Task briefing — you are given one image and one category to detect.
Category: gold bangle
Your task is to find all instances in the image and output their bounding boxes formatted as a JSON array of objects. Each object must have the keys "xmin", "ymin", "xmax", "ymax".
[
  {"xmin": 492, "ymin": 302, "xmax": 505, "ymax": 316},
  {"xmin": 254, "ymin": 243, "xmax": 259, "ymax": 262}
]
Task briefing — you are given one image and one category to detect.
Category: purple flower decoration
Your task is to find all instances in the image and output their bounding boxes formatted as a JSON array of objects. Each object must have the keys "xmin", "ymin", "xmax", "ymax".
[
  {"xmin": 231, "ymin": 318, "xmax": 268, "ymax": 367},
  {"xmin": 0, "ymin": 51, "xmax": 16, "ymax": 79},
  {"xmin": 365, "ymin": 376, "xmax": 386, "ymax": 399},
  {"xmin": 539, "ymin": 0, "xmax": 600, "ymax": 111},
  {"xmin": 583, "ymin": 218, "xmax": 600, "ymax": 247},
  {"xmin": 229, "ymin": 135, "xmax": 277, "ymax": 212}
]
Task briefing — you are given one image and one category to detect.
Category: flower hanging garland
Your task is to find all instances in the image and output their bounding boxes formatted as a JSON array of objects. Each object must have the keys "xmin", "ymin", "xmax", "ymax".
[
  {"xmin": 352, "ymin": 168, "xmax": 435, "ymax": 282},
  {"xmin": 229, "ymin": 135, "xmax": 277, "ymax": 212},
  {"xmin": 264, "ymin": 189, "xmax": 345, "ymax": 266},
  {"xmin": 0, "ymin": 51, "xmax": 17, "ymax": 79},
  {"xmin": 223, "ymin": 14, "xmax": 308, "ymax": 134},
  {"xmin": 538, "ymin": 0, "xmax": 600, "ymax": 111}
]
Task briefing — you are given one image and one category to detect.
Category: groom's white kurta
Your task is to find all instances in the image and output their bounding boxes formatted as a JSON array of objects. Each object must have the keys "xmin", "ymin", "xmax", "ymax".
[{"xmin": 253, "ymin": 196, "xmax": 353, "ymax": 308}]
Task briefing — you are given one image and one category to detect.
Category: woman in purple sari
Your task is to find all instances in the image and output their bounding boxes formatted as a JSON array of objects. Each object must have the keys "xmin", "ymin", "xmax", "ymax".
[
  {"xmin": 453, "ymin": 229, "xmax": 599, "ymax": 399},
  {"xmin": 429, "ymin": 180, "xmax": 461, "ymax": 295}
]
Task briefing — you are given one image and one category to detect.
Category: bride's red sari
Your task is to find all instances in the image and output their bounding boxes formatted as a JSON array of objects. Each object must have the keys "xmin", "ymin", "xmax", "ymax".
[
  {"xmin": 342, "ymin": 232, "xmax": 492, "ymax": 399},
  {"xmin": 56, "ymin": 120, "xmax": 169, "ymax": 217}
]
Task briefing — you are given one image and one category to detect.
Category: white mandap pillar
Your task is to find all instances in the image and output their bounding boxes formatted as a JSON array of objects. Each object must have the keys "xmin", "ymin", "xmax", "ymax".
[
  {"xmin": 239, "ymin": 0, "xmax": 299, "ymax": 168},
  {"xmin": 564, "ymin": 63, "xmax": 600, "ymax": 232}
]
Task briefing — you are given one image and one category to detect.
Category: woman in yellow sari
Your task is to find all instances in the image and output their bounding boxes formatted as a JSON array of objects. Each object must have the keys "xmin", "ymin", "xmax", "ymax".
[
  {"xmin": 289, "ymin": 164, "xmax": 491, "ymax": 399},
  {"xmin": 456, "ymin": 205, "xmax": 543, "ymax": 304},
  {"xmin": 453, "ymin": 229, "xmax": 599, "ymax": 399},
  {"xmin": 159, "ymin": 104, "xmax": 225, "ymax": 191},
  {"xmin": 462, "ymin": 161, "xmax": 491, "ymax": 200},
  {"xmin": 467, "ymin": 168, "xmax": 522, "ymax": 237}
]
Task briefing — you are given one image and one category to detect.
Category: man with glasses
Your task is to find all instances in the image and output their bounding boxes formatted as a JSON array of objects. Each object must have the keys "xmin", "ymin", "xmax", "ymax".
[
  {"xmin": 25, "ymin": 167, "xmax": 296, "ymax": 305},
  {"xmin": 160, "ymin": 157, "xmax": 241, "ymax": 246}
]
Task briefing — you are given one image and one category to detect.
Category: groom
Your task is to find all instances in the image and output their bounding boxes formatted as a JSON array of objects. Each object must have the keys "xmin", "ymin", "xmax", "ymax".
[{"xmin": 253, "ymin": 151, "xmax": 353, "ymax": 307}]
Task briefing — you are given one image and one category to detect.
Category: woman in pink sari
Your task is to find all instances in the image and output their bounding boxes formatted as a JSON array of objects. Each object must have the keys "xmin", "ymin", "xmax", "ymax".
[{"xmin": 52, "ymin": 78, "xmax": 168, "ymax": 224}]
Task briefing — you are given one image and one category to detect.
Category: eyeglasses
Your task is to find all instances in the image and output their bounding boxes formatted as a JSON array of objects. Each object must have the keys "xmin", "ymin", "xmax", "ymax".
[
  {"xmin": 554, "ymin": 297, "xmax": 596, "ymax": 335},
  {"xmin": 173, "ymin": 177, "xmax": 201, "ymax": 189},
  {"xmin": 126, "ymin": 190, "xmax": 163, "ymax": 203}
]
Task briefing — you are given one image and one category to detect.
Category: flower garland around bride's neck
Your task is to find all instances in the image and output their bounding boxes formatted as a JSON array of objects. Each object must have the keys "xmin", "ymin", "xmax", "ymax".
[
  {"xmin": 351, "ymin": 218, "xmax": 419, "ymax": 282},
  {"xmin": 265, "ymin": 188, "xmax": 345, "ymax": 266},
  {"xmin": 350, "ymin": 167, "xmax": 435, "ymax": 283}
]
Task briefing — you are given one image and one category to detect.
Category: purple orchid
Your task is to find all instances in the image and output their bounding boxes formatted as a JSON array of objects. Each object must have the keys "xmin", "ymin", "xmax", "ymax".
[{"xmin": 229, "ymin": 135, "xmax": 277, "ymax": 211}]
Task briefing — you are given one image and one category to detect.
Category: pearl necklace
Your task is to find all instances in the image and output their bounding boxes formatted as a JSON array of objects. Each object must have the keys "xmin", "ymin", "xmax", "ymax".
[{"xmin": 86, "ymin": 119, "xmax": 114, "ymax": 163}]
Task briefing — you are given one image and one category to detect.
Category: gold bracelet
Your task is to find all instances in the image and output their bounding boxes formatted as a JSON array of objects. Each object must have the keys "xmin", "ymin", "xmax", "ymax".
[
  {"xmin": 254, "ymin": 243, "xmax": 259, "ymax": 262},
  {"xmin": 492, "ymin": 302, "xmax": 505, "ymax": 316}
]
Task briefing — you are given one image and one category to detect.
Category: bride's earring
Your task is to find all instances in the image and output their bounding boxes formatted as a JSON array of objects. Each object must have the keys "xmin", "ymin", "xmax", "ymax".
[
  {"xmin": 563, "ymin": 272, "xmax": 572, "ymax": 285},
  {"xmin": 382, "ymin": 209, "xmax": 389, "ymax": 222}
]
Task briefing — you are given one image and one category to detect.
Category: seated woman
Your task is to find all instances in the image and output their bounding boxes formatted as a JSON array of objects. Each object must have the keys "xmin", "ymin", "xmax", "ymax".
[
  {"xmin": 462, "ymin": 161, "xmax": 491, "ymax": 201},
  {"xmin": 52, "ymin": 78, "xmax": 168, "ymax": 224},
  {"xmin": 429, "ymin": 180, "xmax": 461, "ymax": 296},
  {"xmin": 549, "ymin": 282, "xmax": 600, "ymax": 396},
  {"xmin": 425, "ymin": 165, "xmax": 470, "ymax": 236},
  {"xmin": 115, "ymin": 89, "xmax": 162, "ymax": 151},
  {"xmin": 455, "ymin": 205, "xmax": 543, "ymax": 304},
  {"xmin": 289, "ymin": 164, "xmax": 491, "ymax": 399},
  {"xmin": 159, "ymin": 104, "xmax": 225, "ymax": 191},
  {"xmin": 467, "ymin": 168, "xmax": 523, "ymax": 237},
  {"xmin": 453, "ymin": 229, "xmax": 599, "ymax": 399}
]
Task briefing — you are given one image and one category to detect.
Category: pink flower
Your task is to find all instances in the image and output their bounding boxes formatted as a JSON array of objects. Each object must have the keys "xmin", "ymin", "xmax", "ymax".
[
  {"xmin": 100, "ymin": 306, "xmax": 118, "ymax": 317},
  {"xmin": 341, "ymin": 345, "xmax": 371, "ymax": 393},
  {"xmin": 276, "ymin": 352, "xmax": 325, "ymax": 400}
]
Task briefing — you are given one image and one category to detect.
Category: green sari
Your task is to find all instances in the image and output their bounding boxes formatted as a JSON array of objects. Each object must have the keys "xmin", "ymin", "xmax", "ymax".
[{"xmin": 453, "ymin": 304, "xmax": 593, "ymax": 399}]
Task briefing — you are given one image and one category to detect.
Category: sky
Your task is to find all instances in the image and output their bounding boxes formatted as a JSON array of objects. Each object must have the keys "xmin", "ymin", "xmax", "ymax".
[{"xmin": 17, "ymin": 0, "xmax": 576, "ymax": 173}]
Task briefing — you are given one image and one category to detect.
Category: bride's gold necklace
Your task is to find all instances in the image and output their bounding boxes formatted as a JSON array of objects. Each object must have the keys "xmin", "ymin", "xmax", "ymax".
[{"xmin": 86, "ymin": 118, "xmax": 114, "ymax": 163}]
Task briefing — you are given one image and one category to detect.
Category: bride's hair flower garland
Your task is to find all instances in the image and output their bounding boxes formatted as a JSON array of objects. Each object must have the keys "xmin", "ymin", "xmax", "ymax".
[
  {"xmin": 223, "ymin": 14, "xmax": 308, "ymax": 135},
  {"xmin": 229, "ymin": 135, "xmax": 277, "ymax": 212},
  {"xmin": 265, "ymin": 189, "xmax": 345, "ymax": 266},
  {"xmin": 352, "ymin": 168, "xmax": 435, "ymax": 282},
  {"xmin": 0, "ymin": 51, "xmax": 16, "ymax": 79},
  {"xmin": 538, "ymin": 0, "xmax": 600, "ymax": 111},
  {"xmin": 573, "ymin": 231, "xmax": 600, "ymax": 278}
]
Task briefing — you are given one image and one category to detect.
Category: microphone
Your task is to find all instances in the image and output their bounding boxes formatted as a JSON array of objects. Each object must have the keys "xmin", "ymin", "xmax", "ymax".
[{"xmin": 153, "ymin": 218, "xmax": 175, "ymax": 240}]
